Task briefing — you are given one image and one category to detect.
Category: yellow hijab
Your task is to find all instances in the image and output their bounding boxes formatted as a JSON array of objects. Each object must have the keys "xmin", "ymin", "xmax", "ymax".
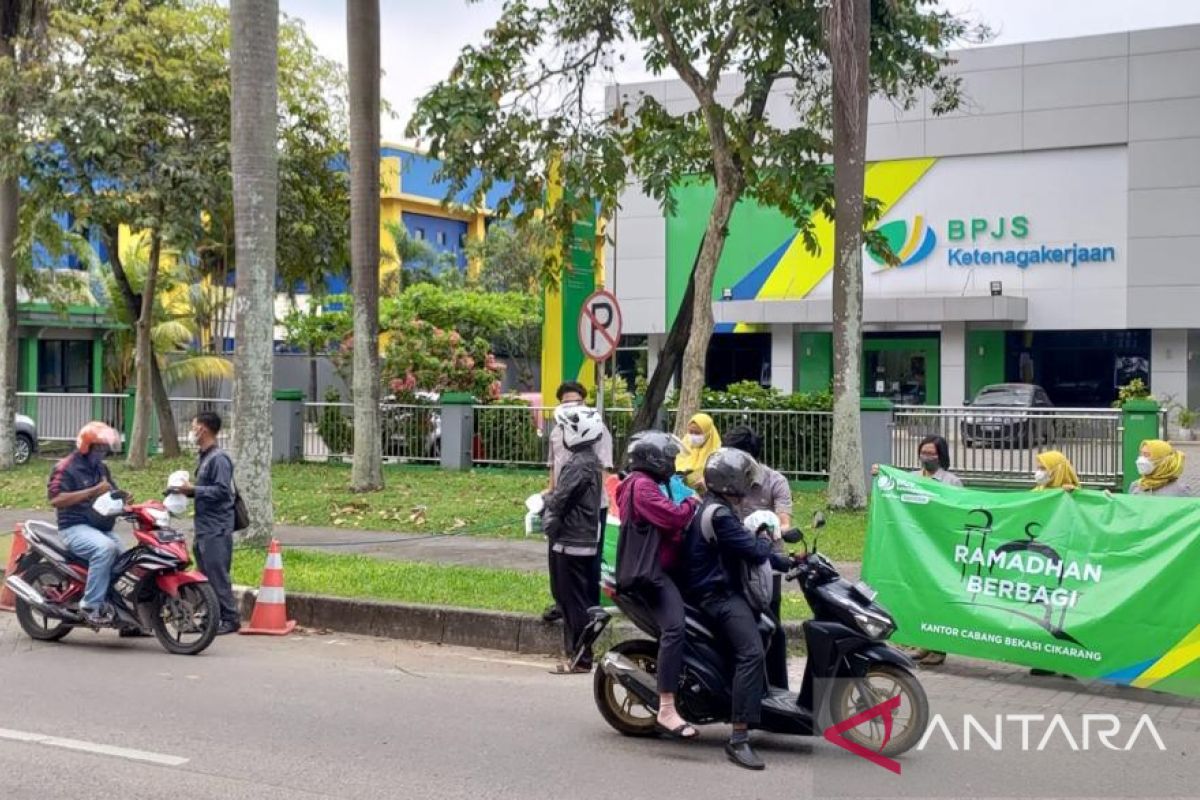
[
  {"xmin": 676, "ymin": 413, "xmax": 721, "ymax": 488},
  {"xmin": 1034, "ymin": 451, "xmax": 1080, "ymax": 491},
  {"xmin": 1135, "ymin": 439, "xmax": 1185, "ymax": 492}
]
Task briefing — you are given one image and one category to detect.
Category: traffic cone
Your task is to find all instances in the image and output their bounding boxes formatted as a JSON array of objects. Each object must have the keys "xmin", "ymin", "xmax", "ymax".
[
  {"xmin": 1, "ymin": 525, "xmax": 28, "ymax": 612},
  {"xmin": 239, "ymin": 539, "xmax": 296, "ymax": 636}
]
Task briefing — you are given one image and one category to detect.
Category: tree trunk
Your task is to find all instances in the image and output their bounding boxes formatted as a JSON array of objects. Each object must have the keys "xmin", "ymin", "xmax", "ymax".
[
  {"xmin": 630, "ymin": 238, "xmax": 701, "ymax": 435},
  {"xmin": 308, "ymin": 343, "xmax": 318, "ymax": 401},
  {"xmin": 347, "ymin": 0, "xmax": 383, "ymax": 491},
  {"xmin": 826, "ymin": 0, "xmax": 871, "ymax": 510},
  {"xmin": 230, "ymin": 0, "xmax": 279, "ymax": 541},
  {"xmin": 0, "ymin": 33, "xmax": 17, "ymax": 470},
  {"xmin": 672, "ymin": 181, "xmax": 739, "ymax": 434},
  {"xmin": 150, "ymin": 356, "xmax": 180, "ymax": 457},
  {"xmin": 127, "ymin": 233, "xmax": 161, "ymax": 469}
]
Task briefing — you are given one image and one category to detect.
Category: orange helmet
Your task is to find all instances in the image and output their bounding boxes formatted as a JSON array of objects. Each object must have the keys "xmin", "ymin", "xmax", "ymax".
[{"xmin": 76, "ymin": 421, "xmax": 119, "ymax": 454}]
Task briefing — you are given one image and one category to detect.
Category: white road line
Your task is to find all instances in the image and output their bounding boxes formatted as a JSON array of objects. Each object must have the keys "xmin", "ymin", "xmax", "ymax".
[
  {"xmin": 0, "ymin": 727, "xmax": 189, "ymax": 767},
  {"xmin": 467, "ymin": 655, "xmax": 555, "ymax": 669}
]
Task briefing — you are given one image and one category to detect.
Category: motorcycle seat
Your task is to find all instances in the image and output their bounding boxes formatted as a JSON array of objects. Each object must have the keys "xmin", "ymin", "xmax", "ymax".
[{"xmin": 25, "ymin": 523, "xmax": 89, "ymax": 565}]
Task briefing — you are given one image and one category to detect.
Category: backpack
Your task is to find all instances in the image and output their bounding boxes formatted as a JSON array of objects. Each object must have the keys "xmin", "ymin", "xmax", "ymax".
[
  {"xmin": 700, "ymin": 504, "xmax": 773, "ymax": 612},
  {"xmin": 614, "ymin": 479, "xmax": 664, "ymax": 593}
]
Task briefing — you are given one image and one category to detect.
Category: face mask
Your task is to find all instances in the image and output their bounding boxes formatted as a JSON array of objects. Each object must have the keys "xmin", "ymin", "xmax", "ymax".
[
  {"xmin": 1033, "ymin": 468, "xmax": 1050, "ymax": 486},
  {"xmin": 1136, "ymin": 456, "xmax": 1155, "ymax": 476},
  {"xmin": 88, "ymin": 445, "xmax": 111, "ymax": 463},
  {"xmin": 920, "ymin": 457, "xmax": 941, "ymax": 473},
  {"xmin": 187, "ymin": 430, "xmax": 200, "ymax": 447},
  {"xmin": 689, "ymin": 433, "xmax": 707, "ymax": 448}
]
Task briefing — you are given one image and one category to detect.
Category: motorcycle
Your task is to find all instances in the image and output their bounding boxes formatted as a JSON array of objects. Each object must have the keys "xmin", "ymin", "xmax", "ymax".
[
  {"xmin": 580, "ymin": 515, "xmax": 930, "ymax": 758},
  {"xmin": 4, "ymin": 494, "xmax": 220, "ymax": 656}
]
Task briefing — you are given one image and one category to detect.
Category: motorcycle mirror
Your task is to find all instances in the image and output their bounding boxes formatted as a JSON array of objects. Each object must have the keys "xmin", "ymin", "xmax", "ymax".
[
  {"xmin": 812, "ymin": 511, "xmax": 826, "ymax": 530},
  {"xmin": 781, "ymin": 528, "xmax": 803, "ymax": 545}
]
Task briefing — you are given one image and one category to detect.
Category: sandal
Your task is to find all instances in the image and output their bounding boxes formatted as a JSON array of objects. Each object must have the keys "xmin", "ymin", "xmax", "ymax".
[
  {"xmin": 549, "ymin": 662, "xmax": 591, "ymax": 675},
  {"xmin": 918, "ymin": 651, "xmax": 946, "ymax": 667},
  {"xmin": 656, "ymin": 721, "xmax": 699, "ymax": 739}
]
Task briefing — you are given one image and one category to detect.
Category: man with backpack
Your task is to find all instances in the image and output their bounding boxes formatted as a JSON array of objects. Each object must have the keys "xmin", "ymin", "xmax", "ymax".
[
  {"xmin": 676, "ymin": 448, "xmax": 794, "ymax": 771},
  {"xmin": 176, "ymin": 412, "xmax": 241, "ymax": 635}
]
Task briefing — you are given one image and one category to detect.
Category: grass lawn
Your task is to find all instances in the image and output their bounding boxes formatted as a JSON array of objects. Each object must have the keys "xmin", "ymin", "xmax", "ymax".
[{"xmin": 0, "ymin": 457, "xmax": 867, "ymax": 559}]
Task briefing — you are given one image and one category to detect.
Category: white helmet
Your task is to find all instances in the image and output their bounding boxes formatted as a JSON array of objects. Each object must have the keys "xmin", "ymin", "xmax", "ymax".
[
  {"xmin": 558, "ymin": 405, "xmax": 605, "ymax": 450},
  {"xmin": 744, "ymin": 509, "xmax": 781, "ymax": 540}
]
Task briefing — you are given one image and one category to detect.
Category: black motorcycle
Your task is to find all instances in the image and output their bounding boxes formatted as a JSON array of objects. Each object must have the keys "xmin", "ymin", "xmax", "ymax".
[{"xmin": 580, "ymin": 516, "xmax": 929, "ymax": 758}]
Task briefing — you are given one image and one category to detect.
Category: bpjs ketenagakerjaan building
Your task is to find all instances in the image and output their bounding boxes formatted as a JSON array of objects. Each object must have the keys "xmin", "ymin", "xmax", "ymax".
[{"xmin": 609, "ymin": 24, "xmax": 1200, "ymax": 409}]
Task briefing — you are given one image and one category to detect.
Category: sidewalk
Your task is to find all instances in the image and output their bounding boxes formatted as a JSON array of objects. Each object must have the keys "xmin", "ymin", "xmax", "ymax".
[{"xmin": 0, "ymin": 507, "xmax": 862, "ymax": 586}]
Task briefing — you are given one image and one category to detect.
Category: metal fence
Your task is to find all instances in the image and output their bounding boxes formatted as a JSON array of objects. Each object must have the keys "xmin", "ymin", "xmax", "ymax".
[
  {"xmin": 890, "ymin": 405, "xmax": 1134, "ymax": 489},
  {"xmin": 167, "ymin": 397, "xmax": 233, "ymax": 450},
  {"xmin": 472, "ymin": 404, "xmax": 552, "ymax": 468},
  {"xmin": 303, "ymin": 401, "xmax": 440, "ymax": 464},
  {"xmin": 17, "ymin": 392, "xmax": 128, "ymax": 442},
  {"xmin": 667, "ymin": 408, "xmax": 833, "ymax": 480}
]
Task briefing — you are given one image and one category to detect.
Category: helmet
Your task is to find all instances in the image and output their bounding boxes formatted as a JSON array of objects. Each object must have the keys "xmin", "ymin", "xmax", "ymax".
[
  {"xmin": 625, "ymin": 431, "xmax": 683, "ymax": 480},
  {"xmin": 558, "ymin": 405, "xmax": 605, "ymax": 450},
  {"xmin": 76, "ymin": 421, "xmax": 119, "ymax": 454},
  {"xmin": 703, "ymin": 448, "xmax": 759, "ymax": 498}
]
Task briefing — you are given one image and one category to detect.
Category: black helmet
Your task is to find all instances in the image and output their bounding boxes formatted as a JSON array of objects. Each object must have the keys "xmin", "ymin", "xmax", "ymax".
[
  {"xmin": 703, "ymin": 448, "xmax": 758, "ymax": 498},
  {"xmin": 625, "ymin": 431, "xmax": 682, "ymax": 481}
]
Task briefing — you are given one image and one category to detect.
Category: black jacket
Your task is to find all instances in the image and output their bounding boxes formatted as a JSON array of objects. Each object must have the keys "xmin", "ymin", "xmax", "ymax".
[
  {"xmin": 194, "ymin": 447, "xmax": 235, "ymax": 537},
  {"xmin": 543, "ymin": 447, "xmax": 602, "ymax": 556},
  {"xmin": 47, "ymin": 451, "xmax": 120, "ymax": 532},
  {"xmin": 677, "ymin": 496, "xmax": 791, "ymax": 600}
]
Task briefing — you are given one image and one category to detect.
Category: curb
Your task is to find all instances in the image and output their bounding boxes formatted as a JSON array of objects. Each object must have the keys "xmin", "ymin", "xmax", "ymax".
[{"xmin": 235, "ymin": 587, "xmax": 808, "ymax": 657}]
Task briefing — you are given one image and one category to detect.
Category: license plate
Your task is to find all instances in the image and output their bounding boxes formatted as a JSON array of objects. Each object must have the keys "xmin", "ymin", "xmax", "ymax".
[{"xmin": 852, "ymin": 581, "xmax": 878, "ymax": 603}]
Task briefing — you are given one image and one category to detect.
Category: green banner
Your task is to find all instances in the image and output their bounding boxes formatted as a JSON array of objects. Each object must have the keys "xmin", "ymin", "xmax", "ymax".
[{"xmin": 863, "ymin": 467, "xmax": 1200, "ymax": 697}]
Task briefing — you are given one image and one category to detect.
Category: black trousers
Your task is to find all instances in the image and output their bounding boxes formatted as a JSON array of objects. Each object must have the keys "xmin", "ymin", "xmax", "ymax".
[
  {"xmin": 550, "ymin": 550, "xmax": 594, "ymax": 668},
  {"xmin": 642, "ymin": 578, "xmax": 686, "ymax": 694},
  {"xmin": 697, "ymin": 590, "xmax": 765, "ymax": 726},
  {"xmin": 194, "ymin": 532, "xmax": 239, "ymax": 626},
  {"xmin": 590, "ymin": 513, "xmax": 606, "ymax": 603},
  {"xmin": 765, "ymin": 573, "xmax": 789, "ymax": 689}
]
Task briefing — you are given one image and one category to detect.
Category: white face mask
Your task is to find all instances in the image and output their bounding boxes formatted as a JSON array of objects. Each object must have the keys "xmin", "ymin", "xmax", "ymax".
[
  {"xmin": 187, "ymin": 430, "xmax": 200, "ymax": 447},
  {"xmin": 689, "ymin": 433, "xmax": 707, "ymax": 448},
  {"xmin": 1136, "ymin": 456, "xmax": 1156, "ymax": 476},
  {"xmin": 1033, "ymin": 469, "xmax": 1051, "ymax": 486}
]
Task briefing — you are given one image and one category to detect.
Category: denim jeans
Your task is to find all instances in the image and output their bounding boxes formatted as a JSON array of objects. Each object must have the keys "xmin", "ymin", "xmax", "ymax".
[{"xmin": 61, "ymin": 524, "xmax": 121, "ymax": 610}]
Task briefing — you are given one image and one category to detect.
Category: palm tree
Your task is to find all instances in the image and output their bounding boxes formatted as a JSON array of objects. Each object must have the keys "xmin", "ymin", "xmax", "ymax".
[
  {"xmin": 0, "ymin": 1, "xmax": 47, "ymax": 470},
  {"xmin": 380, "ymin": 219, "xmax": 454, "ymax": 294},
  {"xmin": 826, "ymin": 0, "xmax": 871, "ymax": 510},
  {"xmin": 229, "ymin": 0, "xmax": 279, "ymax": 541},
  {"xmin": 347, "ymin": 0, "xmax": 382, "ymax": 491}
]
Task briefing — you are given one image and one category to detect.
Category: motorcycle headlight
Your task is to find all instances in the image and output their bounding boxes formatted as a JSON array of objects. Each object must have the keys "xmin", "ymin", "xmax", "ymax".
[{"xmin": 853, "ymin": 611, "xmax": 894, "ymax": 640}]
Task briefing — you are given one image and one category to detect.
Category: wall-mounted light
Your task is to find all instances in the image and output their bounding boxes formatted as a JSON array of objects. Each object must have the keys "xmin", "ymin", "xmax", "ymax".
[
  {"xmin": 721, "ymin": 287, "xmax": 733, "ymax": 301},
  {"xmin": 990, "ymin": 281, "xmax": 1003, "ymax": 297}
]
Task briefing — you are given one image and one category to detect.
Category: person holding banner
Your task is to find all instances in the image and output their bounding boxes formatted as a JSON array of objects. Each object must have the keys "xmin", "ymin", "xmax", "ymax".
[
  {"xmin": 1033, "ymin": 451, "xmax": 1080, "ymax": 492},
  {"xmin": 1131, "ymin": 440, "xmax": 1192, "ymax": 497},
  {"xmin": 676, "ymin": 413, "xmax": 722, "ymax": 491}
]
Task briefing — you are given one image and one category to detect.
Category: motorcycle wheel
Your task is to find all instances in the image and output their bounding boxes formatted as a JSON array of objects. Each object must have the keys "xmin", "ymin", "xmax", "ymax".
[
  {"xmin": 829, "ymin": 663, "xmax": 930, "ymax": 758},
  {"xmin": 13, "ymin": 563, "xmax": 73, "ymax": 642},
  {"xmin": 151, "ymin": 582, "xmax": 219, "ymax": 656},
  {"xmin": 593, "ymin": 639, "xmax": 661, "ymax": 737}
]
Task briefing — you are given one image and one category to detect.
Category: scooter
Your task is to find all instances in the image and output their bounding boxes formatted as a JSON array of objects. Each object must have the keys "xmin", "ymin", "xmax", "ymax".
[
  {"xmin": 5, "ymin": 494, "xmax": 220, "ymax": 656},
  {"xmin": 580, "ymin": 516, "xmax": 930, "ymax": 757}
]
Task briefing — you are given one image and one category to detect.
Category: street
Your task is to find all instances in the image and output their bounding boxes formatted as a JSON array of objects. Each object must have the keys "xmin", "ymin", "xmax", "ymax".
[{"xmin": 1, "ymin": 612, "xmax": 1197, "ymax": 799}]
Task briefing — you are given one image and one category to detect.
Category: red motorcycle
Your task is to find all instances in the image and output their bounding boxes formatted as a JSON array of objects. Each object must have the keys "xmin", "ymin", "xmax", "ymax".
[{"xmin": 4, "ymin": 497, "xmax": 220, "ymax": 655}]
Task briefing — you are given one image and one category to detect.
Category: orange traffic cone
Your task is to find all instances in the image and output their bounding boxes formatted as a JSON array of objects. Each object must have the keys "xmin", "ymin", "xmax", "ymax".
[
  {"xmin": 239, "ymin": 539, "xmax": 296, "ymax": 636},
  {"xmin": 1, "ymin": 525, "xmax": 28, "ymax": 612}
]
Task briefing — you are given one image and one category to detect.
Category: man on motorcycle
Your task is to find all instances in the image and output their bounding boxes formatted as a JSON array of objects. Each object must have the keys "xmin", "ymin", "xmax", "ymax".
[
  {"xmin": 676, "ymin": 448, "xmax": 794, "ymax": 771},
  {"xmin": 46, "ymin": 421, "xmax": 124, "ymax": 626}
]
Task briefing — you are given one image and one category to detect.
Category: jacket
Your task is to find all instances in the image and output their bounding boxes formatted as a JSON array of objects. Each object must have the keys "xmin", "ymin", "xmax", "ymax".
[
  {"xmin": 194, "ymin": 446, "xmax": 236, "ymax": 537},
  {"xmin": 677, "ymin": 496, "xmax": 791, "ymax": 600},
  {"xmin": 615, "ymin": 471, "xmax": 698, "ymax": 571},
  {"xmin": 543, "ymin": 446, "xmax": 602, "ymax": 556},
  {"xmin": 47, "ymin": 451, "xmax": 120, "ymax": 532}
]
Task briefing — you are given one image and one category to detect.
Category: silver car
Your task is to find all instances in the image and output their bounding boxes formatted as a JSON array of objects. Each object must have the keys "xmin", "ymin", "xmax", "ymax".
[{"xmin": 14, "ymin": 414, "xmax": 37, "ymax": 465}]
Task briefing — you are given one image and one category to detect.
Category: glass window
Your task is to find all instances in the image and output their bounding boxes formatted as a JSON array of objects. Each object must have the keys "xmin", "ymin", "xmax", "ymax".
[
  {"xmin": 437, "ymin": 231, "xmax": 447, "ymax": 246},
  {"xmin": 413, "ymin": 228, "xmax": 425, "ymax": 241},
  {"xmin": 864, "ymin": 349, "xmax": 928, "ymax": 406},
  {"xmin": 37, "ymin": 340, "xmax": 93, "ymax": 393}
]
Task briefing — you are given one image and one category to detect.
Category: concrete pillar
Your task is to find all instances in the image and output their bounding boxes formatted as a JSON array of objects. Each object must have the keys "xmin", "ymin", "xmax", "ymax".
[
  {"xmin": 861, "ymin": 398, "xmax": 894, "ymax": 493},
  {"xmin": 272, "ymin": 389, "xmax": 305, "ymax": 462},
  {"xmin": 940, "ymin": 322, "xmax": 966, "ymax": 408},
  {"xmin": 1151, "ymin": 329, "xmax": 1188, "ymax": 411},
  {"xmin": 440, "ymin": 392, "xmax": 476, "ymax": 471},
  {"xmin": 769, "ymin": 324, "xmax": 794, "ymax": 394}
]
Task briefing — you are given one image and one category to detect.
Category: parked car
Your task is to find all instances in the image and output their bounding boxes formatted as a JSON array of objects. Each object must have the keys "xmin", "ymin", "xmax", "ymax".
[
  {"xmin": 962, "ymin": 383, "xmax": 1055, "ymax": 448},
  {"xmin": 15, "ymin": 414, "xmax": 37, "ymax": 465}
]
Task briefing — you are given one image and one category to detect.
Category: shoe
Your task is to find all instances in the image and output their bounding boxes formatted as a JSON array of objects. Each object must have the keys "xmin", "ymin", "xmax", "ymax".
[
  {"xmin": 725, "ymin": 739, "xmax": 765, "ymax": 771},
  {"xmin": 1030, "ymin": 668, "xmax": 1055, "ymax": 676},
  {"xmin": 81, "ymin": 605, "xmax": 115, "ymax": 627},
  {"xmin": 217, "ymin": 621, "xmax": 242, "ymax": 635},
  {"xmin": 541, "ymin": 605, "xmax": 563, "ymax": 623},
  {"xmin": 918, "ymin": 651, "xmax": 947, "ymax": 667}
]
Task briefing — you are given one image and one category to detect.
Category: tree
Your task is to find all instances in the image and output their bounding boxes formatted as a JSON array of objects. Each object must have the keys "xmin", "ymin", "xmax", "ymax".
[
  {"xmin": 409, "ymin": 0, "xmax": 976, "ymax": 434},
  {"xmin": 825, "ymin": 0, "xmax": 871, "ymax": 509},
  {"xmin": 280, "ymin": 302, "xmax": 350, "ymax": 401},
  {"xmin": 0, "ymin": 0, "xmax": 47, "ymax": 470},
  {"xmin": 381, "ymin": 219, "xmax": 455, "ymax": 293},
  {"xmin": 347, "ymin": 0, "xmax": 382, "ymax": 492},
  {"xmin": 464, "ymin": 218, "xmax": 556, "ymax": 294},
  {"xmin": 230, "ymin": 0, "xmax": 279, "ymax": 540}
]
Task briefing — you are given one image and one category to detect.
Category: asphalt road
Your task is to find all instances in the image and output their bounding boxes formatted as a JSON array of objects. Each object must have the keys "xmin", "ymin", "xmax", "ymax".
[{"xmin": 1, "ymin": 611, "xmax": 1197, "ymax": 800}]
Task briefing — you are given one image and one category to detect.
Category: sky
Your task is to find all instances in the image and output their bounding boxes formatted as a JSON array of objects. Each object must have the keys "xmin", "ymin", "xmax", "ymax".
[{"xmin": 279, "ymin": 0, "xmax": 1200, "ymax": 143}]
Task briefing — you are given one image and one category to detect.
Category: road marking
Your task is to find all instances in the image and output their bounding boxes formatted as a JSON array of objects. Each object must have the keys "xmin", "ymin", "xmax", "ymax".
[
  {"xmin": 0, "ymin": 727, "xmax": 189, "ymax": 767},
  {"xmin": 467, "ymin": 656, "xmax": 554, "ymax": 670}
]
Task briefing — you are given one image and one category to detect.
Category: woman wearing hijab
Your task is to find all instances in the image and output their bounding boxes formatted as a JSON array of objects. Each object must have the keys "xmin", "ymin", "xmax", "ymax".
[
  {"xmin": 676, "ymin": 413, "xmax": 721, "ymax": 491},
  {"xmin": 1131, "ymin": 440, "xmax": 1192, "ymax": 497},
  {"xmin": 1033, "ymin": 451, "xmax": 1080, "ymax": 492}
]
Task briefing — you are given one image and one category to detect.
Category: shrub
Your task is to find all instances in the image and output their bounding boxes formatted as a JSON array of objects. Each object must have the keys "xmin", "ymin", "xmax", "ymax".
[
  {"xmin": 317, "ymin": 388, "xmax": 354, "ymax": 455},
  {"xmin": 474, "ymin": 393, "xmax": 545, "ymax": 466}
]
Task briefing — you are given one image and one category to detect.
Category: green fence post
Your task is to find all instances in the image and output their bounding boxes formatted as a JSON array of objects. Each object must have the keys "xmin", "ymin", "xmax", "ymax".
[{"xmin": 1122, "ymin": 399, "xmax": 1160, "ymax": 492}]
